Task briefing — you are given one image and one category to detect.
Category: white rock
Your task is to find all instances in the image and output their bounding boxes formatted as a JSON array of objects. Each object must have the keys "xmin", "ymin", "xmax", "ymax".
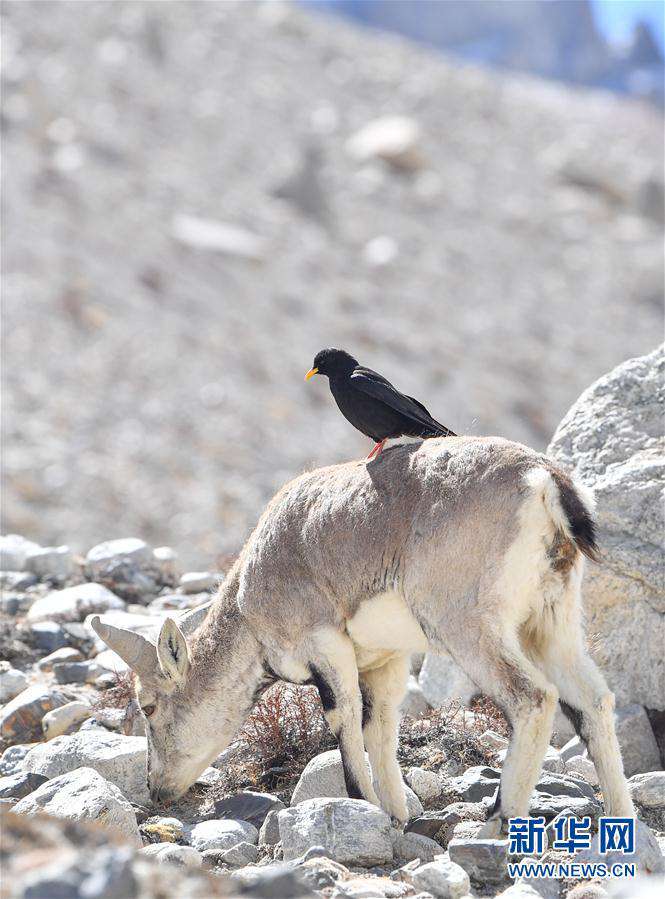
[
  {"xmin": 629, "ymin": 771, "xmax": 665, "ymax": 808},
  {"xmin": 13, "ymin": 766, "xmax": 141, "ymax": 846},
  {"xmin": 400, "ymin": 676, "xmax": 431, "ymax": 717},
  {"xmin": 187, "ymin": 818, "xmax": 258, "ymax": 852},
  {"xmin": 362, "ymin": 236, "xmax": 399, "ymax": 268},
  {"xmin": 290, "ymin": 748, "xmax": 420, "ymax": 817},
  {"xmin": 85, "ymin": 538, "xmax": 153, "ymax": 577},
  {"xmin": 220, "ymin": 841, "xmax": 259, "ymax": 866},
  {"xmin": 171, "ymin": 214, "xmax": 265, "ymax": 260},
  {"xmin": 153, "ymin": 546, "xmax": 178, "ymax": 579},
  {"xmin": 0, "ymin": 534, "xmax": 41, "ymax": 570},
  {"xmin": 27, "ymin": 582, "xmax": 125, "ymax": 623},
  {"xmin": 405, "ymin": 767, "xmax": 444, "ymax": 803},
  {"xmin": 559, "ymin": 736, "xmax": 585, "ymax": 763},
  {"xmin": 24, "ymin": 546, "xmax": 74, "ymax": 581},
  {"xmin": 37, "ymin": 647, "xmax": 84, "ymax": 671},
  {"xmin": 391, "ymin": 829, "xmax": 443, "ymax": 864},
  {"xmin": 140, "ymin": 843, "xmax": 203, "ymax": 867},
  {"xmin": 279, "ymin": 798, "xmax": 393, "ymax": 866},
  {"xmin": 179, "ymin": 571, "xmax": 217, "ymax": 594},
  {"xmin": 418, "ymin": 651, "xmax": 477, "ymax": 708},
  {"xmin": 409, "ymin": 857, "xmax": 470, "ymax": 898},
  {"xmin": 548, "ymin": 346, "xmax": 665, "ymax": 709},
  {"xmin": 565, "ymin": 755, "xmax": 599, "ymax": 787},
  {"xmin": 614, "ymin": 704, "xmax": 661, "ymax": 776},
  {"xmin": 22, "ymin": 730, "xmax": 148, "ymax": 802},
  {"xmin": 42, "ymin": 701, "xmax": 91, "ymax": 740},
  {"xmin": 93, "ymin": 648, "xmax": 130, "ymax": 675},
  {"xmin": 540, "ymin": 746, "xmax": 565, "ymax": 774},
  {"xmin": 346, "ymin": 116, "xmax": 423, "ymax": 170},
  {"xmin": 0, "ymin": 664, "xmax": 28, "ymax": 703}
]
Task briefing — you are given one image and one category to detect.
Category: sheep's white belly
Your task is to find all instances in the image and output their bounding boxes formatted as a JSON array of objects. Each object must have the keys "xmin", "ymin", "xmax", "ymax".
[{"xmin": 347, "ymin": 591, "xmax": 429, "ymax": 671}]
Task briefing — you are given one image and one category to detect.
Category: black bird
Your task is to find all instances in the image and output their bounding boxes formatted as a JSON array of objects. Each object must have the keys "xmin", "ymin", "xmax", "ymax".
[{"xmin": 305, "ymin": 348, "xmax": 456, "ymax": 459}]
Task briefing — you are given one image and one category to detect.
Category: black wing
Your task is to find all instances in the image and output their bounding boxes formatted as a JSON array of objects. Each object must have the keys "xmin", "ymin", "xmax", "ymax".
[{"xmin": 350, "ymin": 368, "xmax": 456, "ymax": 437}]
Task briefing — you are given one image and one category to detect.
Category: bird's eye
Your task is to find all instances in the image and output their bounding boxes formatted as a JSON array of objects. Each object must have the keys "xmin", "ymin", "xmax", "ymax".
[{"xmin": 142, "ymin": 704, "xmax": 156, "ymax": 717}]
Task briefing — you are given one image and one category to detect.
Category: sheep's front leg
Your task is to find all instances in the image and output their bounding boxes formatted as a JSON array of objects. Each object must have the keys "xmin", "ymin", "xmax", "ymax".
[
  {"xmin": 305, "ymin": 628, "xmax": 380, "ymax": 807},
  {"xmin": 360, "ymin": 654, "xmax": 410, "ymax": 823}
]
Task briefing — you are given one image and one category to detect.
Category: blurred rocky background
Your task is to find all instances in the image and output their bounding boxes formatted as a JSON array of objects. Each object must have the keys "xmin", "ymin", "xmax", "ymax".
[{"xmin": 3, "ymin": 0, "xmax": 664, "ymax": 566}]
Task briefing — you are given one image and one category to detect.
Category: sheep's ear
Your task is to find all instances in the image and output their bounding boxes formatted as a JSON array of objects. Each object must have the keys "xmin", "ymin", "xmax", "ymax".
[{"xmin": 156, "ymin": 617, "xmax": 190, "ymax": 685}]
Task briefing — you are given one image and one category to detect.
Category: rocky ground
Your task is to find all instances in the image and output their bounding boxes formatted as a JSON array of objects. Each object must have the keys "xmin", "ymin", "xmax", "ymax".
[
  {"xmin": 3, "ymin": 0, "xmax": 664, "ymax": 566},
  {"xmin": 1, "ymin": 524, "xmax": 664, "ymax": 898}
]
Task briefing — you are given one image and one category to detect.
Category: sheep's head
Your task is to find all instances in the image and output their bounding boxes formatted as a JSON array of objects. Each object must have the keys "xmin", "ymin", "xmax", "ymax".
[{"xmin": 91, "ymin": 612, "xmax": 218, "ymax": 804}]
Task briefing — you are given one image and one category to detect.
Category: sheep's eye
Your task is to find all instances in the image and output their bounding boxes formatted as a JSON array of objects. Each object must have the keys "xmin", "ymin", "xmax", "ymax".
[{"xmin": 142, "ymin": 704, "xmax": 156, "ymax": 717}]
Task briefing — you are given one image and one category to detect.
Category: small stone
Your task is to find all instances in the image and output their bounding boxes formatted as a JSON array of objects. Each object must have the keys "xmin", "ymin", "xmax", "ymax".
[
  {"xmin": 42, "ymin": 701, "xmax": 91, "ymax": 740},
  {"xmin": 448, "ymin": 766, "xmax": 501, "ymax": 802},
  {"xmin": 140, "ymin": 842, "xmax": 203, "ymax": 867},
  {"xmin": 215, "ymin": 790, "xmax": 286, "ymax": 828},
  {"xmin": 1, "ymin": 571, "xmax": 39, "ymax": 592},
  {"xmin": 559, "ymin": 736, "xmax": 585, "ymax": 763},
  {"xmin": 405, "ymin": 767, "xmax": 444, "ymax": 804},
  {"xmin": 529, "ymin": 793, "xmax": 599, "ymax": 819},
  {"xmin": 258, "ymin": 808, "xmax": 282, "ymax": 845},
  {"xmin": 400, "ymin": 677, "xmax": 431, "ymax": 717},
  {"xmin": 13, "ymin": 766, "xmax": 141, "ymax": 846},
  {"xmin": 450, "ymin": 820, "xmax": 484, "ymax": 841},
  {"xmin": 231, "ymin": 862, "xmax": 315, "ymax": 896},
  {"xmin": 142, "ymin": 816, "xmax": 184, "ymax": 843},
  {"xmin": 565, "ymin": 755, "xmax": 599, "ymax": 786},
  {"xmin": 179, "ymin": 571, "xmax": 218, "ymax": 594},
  {"xmin": 0, "ymin": 663, "xmax": 28, "ymax": 703},
  {"xmin": 391, "ymin": 829, "xmax": 442, "ymax": 864},
  {"xmin": 221, "ymin": 840, "xmax": 259, "ymax": 866},
  {"xmin": 194, "ymin": 766, "xmax": 223, "ymax": 787},
  {"xmin": 27, "ymin": 582, "xmax": 125, "ymax": 623},
  {"xmin": 53, "ymin": 661, "xmax": 104, "ymax": 684},
  {"xmin": 614, "ymin": 705, "xmax": 661, "ymax": 776},
  {"xmin": 187, "ymin": 818, "xmax": 258, "ymax": 852},
  {"xmin": 153, "ymin": 546, "xmax": 179, "ymax": 581},
  {"xmin": 535, "ymin": 771, "xmax": 596, "ymax": 800},
  {"xmin": 540, "ymin": 746, "xmax": 565, "ymax": 774},
  {"xmin": 85, "ymin": 538, "xmax": 153, "ymax": 575},
  {"xmin": 628, "ymin": 771, "xmax": 665, "ymax": 808},
  {"xmin": 93, "ymin": 648, "xmax": 131, "ymax": 675},
  {"xmin": 0, "ymin": 534, "xmax": 41, "ymax": 570},
  {"xmin": 0, "ymin": 771, "xmax": 48, "ymax": 799},
  {"xmin": 171, "ymin": 214, "xmax": 266, "ymax": 261},
  {"xmin": 408, "ymin": 857, "xmax": 470, "ymax": 898},
  {"xmin": 279, "ymin": 798, "xmax": 393, "ymax": 866},
  {"xmin": 0, "ymin": 744, "xmax": 35, "ymax": 776},
  {"xmin": 0, "ymin": 684, "xmax": 67, "ymax": 743},
  {"xmin": 30, "ymin": 621, "xmax": 68, "ymax": 652},
  {"xmin": 37, "ymin": 646, "xmax": 84, "ymax": 671},
  {"xmin": 24, "ymin": 545, "xmax": 74, "ymax": 581},
  {"xmin": 346, "ymin": 116, "xmax": 423, "ymax": 171},
  {"xmin": 448, "ymin": 837, "xmax": 508, "ymax": 884}
]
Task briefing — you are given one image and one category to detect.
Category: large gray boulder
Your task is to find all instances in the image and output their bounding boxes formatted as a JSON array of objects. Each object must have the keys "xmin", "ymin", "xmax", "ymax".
[
  {"xmin": 278, "ymin": 798, "xmax": 393, "ymax": 866},
  {"xmin": 548, "ymin": 346, "xmax": 664, "ymax": 710},
  {"xmin": 13, "ymin": 766, "xmax": 141, "ymax": 846},
  {"xmin": 21, "ymin": 730, "xmax": 148, "ymax": 803}
]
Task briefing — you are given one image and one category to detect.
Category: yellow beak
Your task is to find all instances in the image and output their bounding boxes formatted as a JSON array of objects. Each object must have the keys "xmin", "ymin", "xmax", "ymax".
[{"xmin": 304, "ymin": 367, "xmax": 319, "ymax": 381}]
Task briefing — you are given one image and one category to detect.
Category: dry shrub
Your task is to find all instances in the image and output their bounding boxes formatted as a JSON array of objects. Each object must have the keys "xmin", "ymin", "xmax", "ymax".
[
  {"xmin": 210, "ymin": 683, "xmax": 335, "ymax": 800},
  {"xmin": 399, "ymin": 696, "xmax": 510, "ymax": 774},
  {"xmin": 91, "ymin": 670, "xmax": 135, "ymax": 711},
  {"xmin": 240, "ymin": 682, "xmax": 332, "ymax": 771}
]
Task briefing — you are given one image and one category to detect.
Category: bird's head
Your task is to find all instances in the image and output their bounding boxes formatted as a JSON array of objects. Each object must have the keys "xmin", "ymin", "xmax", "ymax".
[{"xmin": 305, "ymin": 348, "xmax": 358, "ymax": 381}]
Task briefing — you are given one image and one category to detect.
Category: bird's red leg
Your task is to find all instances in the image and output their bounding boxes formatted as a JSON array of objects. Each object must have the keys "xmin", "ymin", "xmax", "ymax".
[{"xmin": 367, "ymin": 439, "xmax": 386, "ymax": 460}]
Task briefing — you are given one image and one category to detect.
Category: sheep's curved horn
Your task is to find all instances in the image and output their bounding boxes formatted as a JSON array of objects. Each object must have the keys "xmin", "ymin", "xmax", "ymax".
[
  {"xmin": 90, "ymin": 615, "xmax": 157, "ymax": 674},
  {"xmin": 179, "ymin": 600, "xmax": 213, "ymax": 637}
]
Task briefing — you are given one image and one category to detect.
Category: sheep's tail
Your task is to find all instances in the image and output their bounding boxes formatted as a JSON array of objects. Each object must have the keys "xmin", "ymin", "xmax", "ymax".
[{"xmin": 525, "ymin": 464, "xmax": 599, "ymax": 563}]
